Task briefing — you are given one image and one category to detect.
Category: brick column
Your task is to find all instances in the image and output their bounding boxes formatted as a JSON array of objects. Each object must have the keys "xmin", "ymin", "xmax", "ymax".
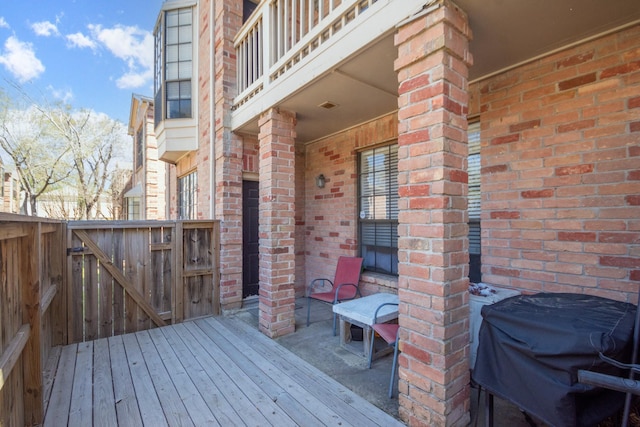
[
  {"xmin": 214, "ymin": 0, "xmax": 243, "ymax": 310},
  {"xmin": 395, "ymin": 2, "xmax": 473, "ymax": 426},
  {"xmin": 258, "ymin": 108, "xmax": 296, "ymax": 338}
]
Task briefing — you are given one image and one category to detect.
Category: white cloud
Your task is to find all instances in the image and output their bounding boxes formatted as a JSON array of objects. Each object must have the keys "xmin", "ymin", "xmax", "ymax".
[
  {"xmin": 0, "ymin": 36, "xmax": 45, "ymax": 83},
  {"xmin": 32, "ymin": 21, "xmax": 60, "ymax": 37},
  {"xmin": 116, "ymin": 69, "xmax": 153, "ymax": 89},
  {"xmin": 66, "ymin": 32, "xmax": 97, "ymax": 50},
  {"xmin": 88, "ymin": 24, "xmax": 154, "ymax": 89},
  {"xmin": 47, "ymin": 85, "xmax": 74, "ymax": 104},
  {"xmin": 0, "ymin": 17, "xmax": 9, "ymax": 29}
]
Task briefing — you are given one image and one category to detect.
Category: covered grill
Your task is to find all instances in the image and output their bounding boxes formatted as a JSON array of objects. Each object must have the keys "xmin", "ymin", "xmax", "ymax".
[{"xmin": 472, "ymin": 293, "xmax": 636, "ymax": 427}]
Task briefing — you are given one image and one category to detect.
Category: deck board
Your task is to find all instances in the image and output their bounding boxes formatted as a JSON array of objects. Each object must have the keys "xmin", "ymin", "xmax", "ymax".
[
  {"xmin": 121, "ymin": 333, "xmax": 168, "ymax": 427},
  {"xmin": 92, "ymin": 338, "xmax": 118, "ymax": 427},
  {"xmin": 43, "ymin": 315, "xmax": 404, "ymax": 426},
  {"xmin": 68, "ymin": 342, "xmax": 94, "ymax": 426},
  {"xmin": 159, "ymin": 324, "xmax": 246, "ymax": 426},
  {"xmin": 108, "ymin": 335, "xmax": 143, "ymax": 427},
  {"xmin": 44, "ymin": 343, "xmax": 77, "ymax": 427},
  {"xmin": 147, "ymin": 328, "xmax": 219, "ymax": 426}
]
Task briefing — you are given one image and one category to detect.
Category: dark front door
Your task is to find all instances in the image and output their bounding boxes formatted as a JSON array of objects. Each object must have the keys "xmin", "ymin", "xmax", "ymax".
[{"xmin": 242, "ymin": 180, "xmax": 259, "ymax": 297}]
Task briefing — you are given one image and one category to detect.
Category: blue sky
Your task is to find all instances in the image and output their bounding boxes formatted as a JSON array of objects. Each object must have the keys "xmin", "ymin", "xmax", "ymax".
[{"xmin": 0, "ymin": 0, "xmax": 165, "ymax": 123}]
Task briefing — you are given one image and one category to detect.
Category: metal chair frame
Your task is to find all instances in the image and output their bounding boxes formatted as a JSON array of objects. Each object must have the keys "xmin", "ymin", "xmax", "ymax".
[{"xmin": 368, "ymin": 302, "xmax": 400, "ymax": 398}]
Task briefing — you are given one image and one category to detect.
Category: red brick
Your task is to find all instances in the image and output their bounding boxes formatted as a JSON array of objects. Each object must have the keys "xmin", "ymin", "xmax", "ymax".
[
  {"xmin": 399, "ymin": 74, "xmax": 432, "ymax": 94},
  {"xmin": 410, "ymin": 197, "xmax": 448, "ymax": 209},
  {"xmin": 557, "ymin": 52, "xmax": 594, "ymax": 68},
  {"xmin": 402, "ymin": 342, "xmax": 433, "ymax": 365},
  {"xmin": 399, "ymin": 184, "xmax": 431, "ymax": 197},
  {"xmin": 449, "ymin": 169, "xmax": 467, "ymax": 183},
  {"xmin": 491, "ymin": 267, "xmax": 520, "ymax": 277},
  {"xmin": 481, "ymin": 164, "xmax": 508, "ymax": 174},
  {"xmin": 629, "ymin": 96, "xmax": 640, "ymax": 109},
  {"xmin": 600, "ymin": 256, "xmax": 640, "ymax": 268},
  {"xmin": 521, "ymin": 189, "xmax": 554, "ymax": 198},
  {"xmin": 490, "ymin": 211, "xmax": 520, "ymax": 219},
  {"xmin": 599, "ymin": 233, "xmax": 640, "ymax": 244},
  {"xmin": 558, "ymin": 73, "xmax": 597, "ymax": 90},
  {"xmin": 558, "ymin": 232, "xmax": 596, "ymax": 242},
  {"xmin": 557, "ymin": 119, "xmax": 595, "ymax": 133},
  {"xmin": 600, "ymin": 61, "xmax": 640, "ymax": 78},
  {"xmin": 555, "ymin": 164, "xmax": 594, "ymax": 176},
  {"xmin": 399, "ymin": 129, "xmax": 430, "ymax": 145},
  {"xmin": 631, "ymin": 270, "xmax": 640, "ymax": 282},
  {"xmin": 509, "ymin": 119, "xmax": 541, "ymax": 133},
  {"xmin": 626, "ymin": 195, "xmax": 640, "ymax": 206},
  {"xmin": 631, "ymin": 121, "xmax": 640, "ymax": 132},
  {"xmin": 490, "ymin": 134, "xmax": 519, "ymax": 145}
]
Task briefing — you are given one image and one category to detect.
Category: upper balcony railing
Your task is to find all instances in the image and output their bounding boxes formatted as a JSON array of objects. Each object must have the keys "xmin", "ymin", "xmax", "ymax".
[{"xmin": 233, "ymin": 0, "xmax": 379, "ymax": 110}]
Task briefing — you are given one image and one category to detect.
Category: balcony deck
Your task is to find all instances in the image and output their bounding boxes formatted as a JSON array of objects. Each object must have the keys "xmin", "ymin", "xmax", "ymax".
[{"xmin": 43, "ymin": 314, "xmax": 403, "ymax": 427}]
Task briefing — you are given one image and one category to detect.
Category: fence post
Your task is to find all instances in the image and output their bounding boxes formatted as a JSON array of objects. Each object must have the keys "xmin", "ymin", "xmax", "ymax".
[
  {"xmin": 212, "ymin": 221, "xmax": 221, "ymax": 315},
  {"xmin": 52, "ymin": 221, "xmax": 67, "ymax": 346},
  {"xmin": 173, "ymin": 222, "xmax": 184, "ymax": 323},
  {"xmin": 21, "ymin": 222, "xmax": 43, "ymax": 425}
]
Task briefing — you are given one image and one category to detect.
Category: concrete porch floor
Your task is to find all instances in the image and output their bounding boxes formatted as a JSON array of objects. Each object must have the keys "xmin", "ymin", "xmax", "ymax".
[{"xmin": 236, "ymin": 297, "xmax": 534, "ymax": 426}]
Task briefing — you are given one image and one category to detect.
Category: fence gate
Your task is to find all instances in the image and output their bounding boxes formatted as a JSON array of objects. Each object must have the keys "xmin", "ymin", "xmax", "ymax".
[{"xmin": 65, "ymin": 220, "xmax": 219, "ymax": 344}]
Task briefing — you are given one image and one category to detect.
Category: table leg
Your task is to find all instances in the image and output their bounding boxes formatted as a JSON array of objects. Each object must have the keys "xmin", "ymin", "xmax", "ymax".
[
  {"xmin": 363, "ymin": 326, "xmax": 372, "ymax": 359},
  {"xmin": 338, "ymin": 316, "xmax": 352, "ymax": 346}
]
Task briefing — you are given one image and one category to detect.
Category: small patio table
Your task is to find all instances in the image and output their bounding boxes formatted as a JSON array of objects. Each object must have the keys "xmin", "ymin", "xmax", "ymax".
[{"xmin": 333, "ymin": 293, "xmax": 399, "ymax": 360}]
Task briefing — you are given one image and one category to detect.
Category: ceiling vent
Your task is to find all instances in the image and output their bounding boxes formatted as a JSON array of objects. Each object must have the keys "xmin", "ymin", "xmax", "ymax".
[{"xmin": 318, "ymin": 101, "xmax": 338, "ymax": 109}]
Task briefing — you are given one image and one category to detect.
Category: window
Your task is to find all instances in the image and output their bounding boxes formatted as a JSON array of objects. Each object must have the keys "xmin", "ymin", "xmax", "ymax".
[
  {"xmin": 154, "ymin": 7, "xmax": 193, "ymax": 124},
  {"xmin": 468, "ymin": 121, "xmax": 482, "ymax": 283},
  {"xmin": 359, "ymin": 144, "xmax": 398, "ymax": 275},
  {"xmin": 154, "ymin": 23, "xmax": 163, "ymax": 126},
  {"xmin": 178, "ymin": 171, "xmax": 197, "ymax": 219},
  {"xmin": 165, "ymin": 8, "xmax": 192, "ymax": 119},
  {"xmin": 135, "ymin": 125, "xmax": 143, "ymax": 170},
  {"xmin": 127, "ymin": 197, "xmax": 141, "ymax": 220}
]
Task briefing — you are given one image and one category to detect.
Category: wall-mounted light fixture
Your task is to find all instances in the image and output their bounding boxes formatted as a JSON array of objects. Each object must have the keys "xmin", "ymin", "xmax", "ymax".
[{"xmin": 316, "ymin": 174, "xmax": 326, "ymax": 188}]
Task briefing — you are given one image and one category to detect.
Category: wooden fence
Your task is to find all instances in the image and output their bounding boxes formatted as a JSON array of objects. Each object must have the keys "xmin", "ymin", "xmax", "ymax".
[
  {"xmin": 0, "ymin": 215, "xmax": 220, "ymax": 426},
  {"xmin": 65, "ymin": 220, "xmax": 220, "ymax": 343}
]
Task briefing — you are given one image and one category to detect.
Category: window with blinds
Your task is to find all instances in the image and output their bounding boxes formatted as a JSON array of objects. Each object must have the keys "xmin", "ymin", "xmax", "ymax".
[
  {"xmin": 359, "ymin": 144, "xmax": 398, "ymax": 275},
  {"xmin": 468, "ymin": 121, "xmax": 482, "ymax": 282}
]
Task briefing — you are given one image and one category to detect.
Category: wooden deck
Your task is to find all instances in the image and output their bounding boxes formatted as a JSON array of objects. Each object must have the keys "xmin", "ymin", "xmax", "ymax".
[{"xmin": 43, "ymin": 315, "xmax": 404, "ymax": 426}]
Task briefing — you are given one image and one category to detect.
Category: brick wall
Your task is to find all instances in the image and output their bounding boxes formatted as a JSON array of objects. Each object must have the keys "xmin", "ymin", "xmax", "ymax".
[
  {"xmin": 472, "ymin": 24, "xmax": 640, "ymax": 303},
  {"xmin": 302, "ymin": 112, "xmax": 398, "ymax": 296},
  {"xmin": 242, "ymin": 136, "xmax": 259, "ymax": 174},
  {"xmin": 214, "ymin": 0, "xmax": 244, "ymax": 310},
  {"xmin": 196, "ymin": 0, "xmax": 213, "ymax": 219}
]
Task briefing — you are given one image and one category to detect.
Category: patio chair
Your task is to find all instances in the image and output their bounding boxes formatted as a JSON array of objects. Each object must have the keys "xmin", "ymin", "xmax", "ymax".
[
  {"xmin": 368, "ymin": 302, "xmax": 400, "ymax": 398},
  {"xmin": 306, "ymin": 256, "xmax": 363, "ymax": 335}
]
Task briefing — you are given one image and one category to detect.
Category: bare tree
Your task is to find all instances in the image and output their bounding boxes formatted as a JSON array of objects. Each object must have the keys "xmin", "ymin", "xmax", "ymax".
[
  {"xmin": 40, "ymin": 107, "xmax": 128, "ymax": 219},
  {"xmin": 0, "ymin": 92, "xmax": 71, "ymax": 215},
  {"xmin": 0, "ymin": 84, "xmax": 131, "ymax": 219}
]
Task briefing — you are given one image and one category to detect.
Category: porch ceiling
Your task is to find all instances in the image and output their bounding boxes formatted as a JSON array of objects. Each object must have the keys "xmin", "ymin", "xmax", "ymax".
[{"xmin": 236, "ymin": 0, "xmax": 639, "ymax": 143}]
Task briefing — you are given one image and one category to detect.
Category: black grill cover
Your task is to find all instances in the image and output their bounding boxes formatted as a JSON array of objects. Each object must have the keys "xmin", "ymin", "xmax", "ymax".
[{"xmin": 472, "ymin": 293, "xmax": 635, "ymax": 427}]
